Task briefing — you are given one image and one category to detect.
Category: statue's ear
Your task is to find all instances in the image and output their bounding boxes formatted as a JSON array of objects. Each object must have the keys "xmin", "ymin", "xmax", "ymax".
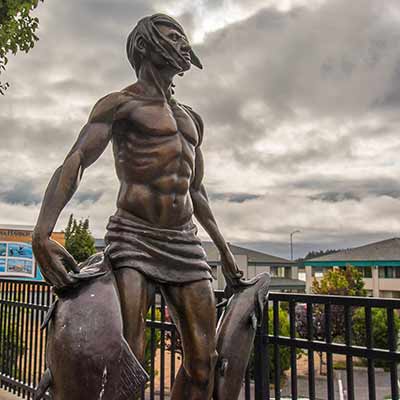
[
  {"xmin": 190, "ymin": 49, "xmax": 203, "ymax": 69},
  {"xmin": 136, "ymin": 36, "xmax": 146, "ymax": 56}
]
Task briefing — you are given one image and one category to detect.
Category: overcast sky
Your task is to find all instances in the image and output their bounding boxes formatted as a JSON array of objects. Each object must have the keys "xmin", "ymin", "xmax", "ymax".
[{"xmin": 1, "ymin": 0, "xmax": 400, "ymax": 259}]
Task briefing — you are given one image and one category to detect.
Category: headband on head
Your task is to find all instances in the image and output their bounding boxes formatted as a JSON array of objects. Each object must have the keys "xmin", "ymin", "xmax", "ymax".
[{"xmin": 127, "ymin": 14, "xmax": 203, "ymax": 74}]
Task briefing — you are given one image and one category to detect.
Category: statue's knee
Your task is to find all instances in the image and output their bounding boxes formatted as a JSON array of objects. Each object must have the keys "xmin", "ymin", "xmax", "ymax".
[{"xmin": 188, "ymin": 350, "xmax": 219, "ymax": 386}]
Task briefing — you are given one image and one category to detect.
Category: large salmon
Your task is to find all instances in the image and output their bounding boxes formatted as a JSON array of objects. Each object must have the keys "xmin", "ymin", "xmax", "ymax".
[
  {"xmin": 214, "ymin": 272, "xmax": 271, "ymax": 400},
  {"xmin": 34, "ymin": 252, "xmax": 148, "ymax": 400}
]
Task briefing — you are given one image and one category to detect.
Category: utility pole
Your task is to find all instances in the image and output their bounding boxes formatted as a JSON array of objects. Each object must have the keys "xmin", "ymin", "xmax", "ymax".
[{"xmin": 290, "ymin": 230, "xmax": 301, "ymax": 261}]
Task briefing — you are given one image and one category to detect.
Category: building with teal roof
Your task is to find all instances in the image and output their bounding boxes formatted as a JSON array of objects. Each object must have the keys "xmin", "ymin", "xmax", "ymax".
[{"xmin": 303, "ymin": 237, "xmax": 400, "ymax": 298}]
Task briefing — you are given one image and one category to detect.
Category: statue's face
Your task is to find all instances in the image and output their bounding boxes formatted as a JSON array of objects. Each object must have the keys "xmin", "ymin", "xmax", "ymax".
[{"xmin": 151, "ymin": 23, "xmax": 192, "ymax": 73}]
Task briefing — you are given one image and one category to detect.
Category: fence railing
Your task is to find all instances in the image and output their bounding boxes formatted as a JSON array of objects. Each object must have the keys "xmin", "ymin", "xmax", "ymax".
[{"xmin": 1, "ymin": 279, "xmax": 400, "ymax": 399}]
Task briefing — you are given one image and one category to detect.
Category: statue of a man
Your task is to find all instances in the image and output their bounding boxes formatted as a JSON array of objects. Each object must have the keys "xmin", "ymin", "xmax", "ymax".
[{"xmin": 33, "ymin": 14, "xmax": 244, "ymax": 399}]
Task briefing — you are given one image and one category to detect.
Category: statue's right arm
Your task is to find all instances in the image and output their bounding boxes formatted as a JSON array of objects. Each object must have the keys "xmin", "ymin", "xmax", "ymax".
[{"xmin": 32, "ymin": 93, "xmax": 120, "ymax": 289}]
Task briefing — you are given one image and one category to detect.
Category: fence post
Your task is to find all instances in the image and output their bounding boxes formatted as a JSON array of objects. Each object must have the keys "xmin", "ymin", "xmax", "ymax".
[{"xmin": 254, "ymin": 300, "xmax": 268, "ymax": 400}]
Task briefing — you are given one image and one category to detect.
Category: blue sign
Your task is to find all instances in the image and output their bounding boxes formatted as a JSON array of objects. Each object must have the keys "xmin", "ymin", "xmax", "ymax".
[{"xmin": 0, "ymin": 241, "xmax": 38, "ymax": 279}]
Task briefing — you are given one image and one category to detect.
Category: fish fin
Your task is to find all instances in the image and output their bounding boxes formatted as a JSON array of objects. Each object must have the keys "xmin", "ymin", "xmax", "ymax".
[
  {"xmin": 114, "ymin": 340, "xmax": 149, "ymax": 400},
  {"xmin": 41, "ymin": 299, "xmax": 58, "ymax": 330},
  {"xmin": 34, "ymin": 368, "xmax": 52, "ymax": 400}
]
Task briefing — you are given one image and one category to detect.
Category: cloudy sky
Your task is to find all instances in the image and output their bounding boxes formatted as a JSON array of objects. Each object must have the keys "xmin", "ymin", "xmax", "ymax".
[{"xmin": 1, "ymin": 0, "xmax": 400, "ymax": 259}]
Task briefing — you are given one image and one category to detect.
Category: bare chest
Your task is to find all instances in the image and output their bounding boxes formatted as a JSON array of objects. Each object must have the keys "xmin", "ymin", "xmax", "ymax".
[{"xmin": 113, "ymin": 99, "xmax": 199, "ymax": 146}]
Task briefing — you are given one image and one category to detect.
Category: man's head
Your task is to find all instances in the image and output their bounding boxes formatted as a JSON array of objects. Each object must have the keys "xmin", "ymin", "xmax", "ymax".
[{"xmin": 126, "ymin": 14, "xmax": 202, "ymax": 77}]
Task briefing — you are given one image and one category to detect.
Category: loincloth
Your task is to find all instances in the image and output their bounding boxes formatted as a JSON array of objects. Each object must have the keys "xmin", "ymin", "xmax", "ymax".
[{"xmin": 104, "ymin": 214, "xmax": 213, "ymax": 284}]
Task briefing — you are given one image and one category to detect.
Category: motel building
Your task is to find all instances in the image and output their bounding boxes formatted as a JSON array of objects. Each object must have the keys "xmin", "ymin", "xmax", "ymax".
[
  {"xmin": 201, "ymin": 241, "xmax": 305, "ymax": 292},
  {"xmin": 303, "ymin": 237, "xmax": 400, "ymax": 298}
]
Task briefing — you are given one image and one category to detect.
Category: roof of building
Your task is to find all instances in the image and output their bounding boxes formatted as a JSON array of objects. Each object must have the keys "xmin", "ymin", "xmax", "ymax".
[
  {"xmin": 0, "ymin": 224, "xmax": 35, "ymax": 231},
  {"xmin": 306, "ymin": 237, "xmax": 400, "ymax": 263},
  {"xmin": 202, "ymin": 241, "xmax": 294, "ymax": 265},
  {"xmin": 270, "ymin": 277, "xmax": 306, "ymax": 290}
]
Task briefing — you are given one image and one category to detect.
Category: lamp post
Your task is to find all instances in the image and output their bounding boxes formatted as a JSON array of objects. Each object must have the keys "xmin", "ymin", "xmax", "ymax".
[{"xmin": 290, "ymin": 230, "xmax": 301, "ymax": 261}]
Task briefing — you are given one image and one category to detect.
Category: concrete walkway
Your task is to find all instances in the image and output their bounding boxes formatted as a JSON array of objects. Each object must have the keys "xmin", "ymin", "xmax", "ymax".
[{"xmin": 0, "ymin": 389, "xmax": 18, "ymax": 400}]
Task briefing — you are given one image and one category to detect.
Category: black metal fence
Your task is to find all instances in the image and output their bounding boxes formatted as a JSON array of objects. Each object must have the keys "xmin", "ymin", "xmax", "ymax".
[{"xmin": 1, "ymin": 279, "xmax": 400, "ymax": 399}]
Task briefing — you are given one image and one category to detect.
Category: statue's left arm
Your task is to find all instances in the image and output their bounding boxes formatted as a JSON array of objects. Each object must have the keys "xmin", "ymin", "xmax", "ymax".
[{"xmin": 190, "ymin": 143, "xmax": 244, "ymax": 290}]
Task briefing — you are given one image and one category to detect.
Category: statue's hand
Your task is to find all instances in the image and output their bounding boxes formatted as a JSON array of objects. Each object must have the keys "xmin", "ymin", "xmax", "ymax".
[
  {"xmin": 220, "ymin": 250, "xmax": 249, "ymax": 297},
  {"xmin": 32, "ymin": 234, "xmax": 79, "ymax": 290}
]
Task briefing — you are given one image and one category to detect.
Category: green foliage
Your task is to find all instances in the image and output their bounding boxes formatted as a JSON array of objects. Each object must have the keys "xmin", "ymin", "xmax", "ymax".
[
  {"xmin": 0, "ymin": 310, "xmax": 24, "ymax": 376},
  {"xmin": 0, "ymin": 0, "xmax": 44, "ymax": 94},
  {"xmin": 250, "ymin": 306, "xmax": 292, "ymax": 385},
  {"xmin": 144, "ymin": 309, "xmax": 161, "ymax": 378},
  {"xmin": 64, "ymin": 214, "xmax": 96, "ymax": 263},
  {"xmin": 312, "ymin": 265, "xmax": 366, "ymax": 297},
  {"xmin": 353, "ymin": 307, "xmax": 400, "ymax": 368}
]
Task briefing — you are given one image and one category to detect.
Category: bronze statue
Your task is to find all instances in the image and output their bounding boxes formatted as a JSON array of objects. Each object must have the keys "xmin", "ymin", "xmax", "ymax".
[{"xmin": 33, "ymin": 13, "xmax": 249, "ymax": 400}]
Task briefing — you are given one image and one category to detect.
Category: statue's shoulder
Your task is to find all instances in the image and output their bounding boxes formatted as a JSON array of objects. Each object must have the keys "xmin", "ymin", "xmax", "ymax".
[
  {"xmin": 88, "ymin": 91, "xmax": 132, "ymax": 123},
  {"xmin": 178, "ymin": 103, "xmax": 204, "ymax": 145}
]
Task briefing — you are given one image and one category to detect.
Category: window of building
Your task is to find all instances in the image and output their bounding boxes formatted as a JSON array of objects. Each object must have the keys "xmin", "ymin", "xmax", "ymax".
[
  {"xmin": 379, "ymin": 267, "xmax": 400, "ymax": 279},
  {"xmin": 357, "ymin": 267, "xmax": 372, "ymax": 278}
]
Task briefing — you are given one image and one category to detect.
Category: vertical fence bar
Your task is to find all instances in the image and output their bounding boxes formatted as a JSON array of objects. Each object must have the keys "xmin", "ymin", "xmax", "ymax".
[
  {"xmin": 265, "ymin": 300, "xmax": 270, "ymax": 400},
  {"xmin": 289, "ymin": 300, "xmax": 298, "ymax": 400},
  {"xmin": 365, "ymin": 306, "xmax": 376, "ymax": 400},
  {"xmin": 0, "ymin": 280, "xmax": 7, "ymax": 389},
  {"xmin": 38, "ymin": 287, "xmax": 45, "ymax": 388},
  {"xmin": 273, "ymin": 300, "xmax": 281, "ymax": 400},
  {"xmin": 344, "ymin": 304, "xmax": 354, "ymax": 400},
  {"xmin": 21, "ymin": 282, "xmax": 29, "ymax": 399},
  {"xmin": 160, "ymin": 296, "xmax": 166, "ymax": 399},
  {"xmin": 28, "ymin": 284, "xmax": 35, "ymax": 398},
  {"xmin": 22, "ymin": 284, "xmax": 31, "ymax": 398},
  {"xmin": 0, "ymin": 281, "xmax": 4, "ymax": 388},
  {"xmin": 170, "ymin": 328, "xmax": 176, "ymax": 391},
  {"xmin": 306, "ymin": 302, "xmax": 316, "ymax": 400},
  {"xmin": 6, "ymin": 281, "xmax": 14, "ymax": 391},
  {"xmin": 15, "ymin": 283, "xmax": 22, "ymax": 396},
  {"xmin": 254, "ymin": 299, "xmax": 267, "ymax": 400},
  {"xmin": 149, "ymin": 293, "xmax": 156, "ymax": 400},
  {"xmin": 387, "ymin": 307, "xmax": 399, "ymax": 400},
  {"xmin": 325, "ymin": 303, "xmax": 334, "ymax": 400}
]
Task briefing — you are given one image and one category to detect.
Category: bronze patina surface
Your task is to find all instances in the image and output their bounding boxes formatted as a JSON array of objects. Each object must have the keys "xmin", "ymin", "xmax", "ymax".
[{"xmin": 33, "ymin": 13, "xmax": 266, "ymax": 400}]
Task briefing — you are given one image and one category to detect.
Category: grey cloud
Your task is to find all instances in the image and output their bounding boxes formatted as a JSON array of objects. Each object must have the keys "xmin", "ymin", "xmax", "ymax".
[
  {"xmin": 209, "ymin": 192, "xmax": 263, "ymax": 203},
  {"xmin": 74, "ymin": 190, "xmax": 104, "ymax": 205},
  {"xmin": 309, "ymin": 192, "xmax": 361, "ymax": 203},
  {"xmin": 0, "ymin": 180, "xmax": 41, "ymax": 206}
]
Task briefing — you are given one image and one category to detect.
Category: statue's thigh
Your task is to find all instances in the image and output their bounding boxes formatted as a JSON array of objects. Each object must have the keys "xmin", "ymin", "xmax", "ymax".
[
  {"xmin": 161, "ymin": 280, "xmax": 217, "ymax": 365},
  {"xmin": 114, "ymin": 268, "xmax": 156, "ymax": 360}
]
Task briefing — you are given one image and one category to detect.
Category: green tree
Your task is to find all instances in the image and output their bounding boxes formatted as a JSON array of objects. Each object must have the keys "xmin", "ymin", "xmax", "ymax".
[
  {"xmin": 64, "ymin": 214, "xmax": 96, "ymax": 263},
  {"xmin": 0, "ymin": 0, "xmax": 44, "ymax": 94},
  {"xmin": 312, "ymin": 265, "xmax": 366, "ymax": 297},
  {"xmin": 353, "ymin": 307, "xmax": 400, "ymax": 368},
  {"xmin": 302, "ymin": 266, "xmax": 367, "ymax": 373}
]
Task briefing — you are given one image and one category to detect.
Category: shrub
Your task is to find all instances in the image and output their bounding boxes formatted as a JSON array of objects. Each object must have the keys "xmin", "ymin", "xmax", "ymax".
[{"xmin": 352, "ymin": 307, "xmax": 400, "ymax": 368}]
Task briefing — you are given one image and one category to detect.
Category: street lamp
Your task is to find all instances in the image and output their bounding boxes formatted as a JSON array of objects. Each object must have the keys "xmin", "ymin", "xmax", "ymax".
[{"xmin": 290, "ymin": 230, "xmax": 301, "ymax": 261}]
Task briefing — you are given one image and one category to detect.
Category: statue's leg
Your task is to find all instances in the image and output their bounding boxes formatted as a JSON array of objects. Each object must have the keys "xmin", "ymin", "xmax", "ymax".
[
  {"xmin": 114, "ymin": 268, "xmax": 156, "ymax": 363},
  {"xmin": 161, "ymin": 280, "xmax": 218, "ymax": 400}
]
